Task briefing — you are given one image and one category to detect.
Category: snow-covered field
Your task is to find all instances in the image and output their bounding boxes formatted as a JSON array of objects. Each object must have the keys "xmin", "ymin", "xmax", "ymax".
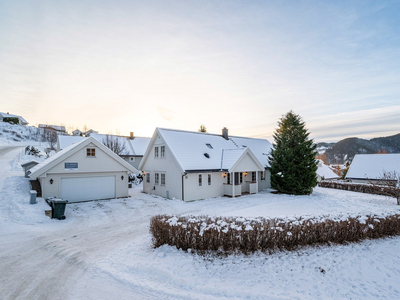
[{"xmin": 1, "ymin": 148, "xmax": 400, "ymax": 299}]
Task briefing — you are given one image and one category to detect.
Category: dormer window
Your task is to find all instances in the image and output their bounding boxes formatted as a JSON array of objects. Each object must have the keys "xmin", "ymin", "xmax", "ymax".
[
  {"xmin": 87, "ymin": 148, "xmax": 95, "ymax": 157},
  {"xmin": 206, "ymin": 143, "xmax": 213, "ymax": 149}
]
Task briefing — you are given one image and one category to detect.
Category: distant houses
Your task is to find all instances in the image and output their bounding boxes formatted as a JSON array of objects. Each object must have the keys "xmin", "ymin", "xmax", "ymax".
[
  {"xmin": 38, "ymin": 124, "xmax": 67, "ymax": 135},
  {"xmin": 0, "ymin": 112, "xmax": 28, "ymax": 125}
]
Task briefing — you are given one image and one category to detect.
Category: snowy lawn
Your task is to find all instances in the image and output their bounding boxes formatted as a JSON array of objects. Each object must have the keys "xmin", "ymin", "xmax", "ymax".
[{"xmin": 1, "ymin": 148, "xmax": 400, "ymax": 299}]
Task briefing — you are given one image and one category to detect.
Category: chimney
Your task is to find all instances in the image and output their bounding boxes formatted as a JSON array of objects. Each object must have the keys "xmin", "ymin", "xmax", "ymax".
[
  {"xmin": 7, "ymin": 112, "xmax": 9, "ymax": 114},
  {"xmin": 222, "ymin": 127, "xmax": 228, "ymax": 140},
  {"xmin": 130, "ymin": 132, "xmax": 134, "ymax": 139}
]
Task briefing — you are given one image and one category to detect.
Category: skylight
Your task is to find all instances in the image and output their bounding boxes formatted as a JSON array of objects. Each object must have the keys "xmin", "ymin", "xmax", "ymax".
[
  {"xmin": 204, "ymin": 153, "xmax": 210, "ymax": 158},
  {"xmin": 206, "ymin": 143, "xmax": 213, "ymax": 149}
]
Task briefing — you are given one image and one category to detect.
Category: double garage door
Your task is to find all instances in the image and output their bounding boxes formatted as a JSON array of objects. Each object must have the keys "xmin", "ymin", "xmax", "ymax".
[{"xmin": 60, "ymin": 176, "xmax": 116, "ymax": 203}]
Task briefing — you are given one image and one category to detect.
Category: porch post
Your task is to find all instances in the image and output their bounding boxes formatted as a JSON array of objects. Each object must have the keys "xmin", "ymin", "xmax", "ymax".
[{"xmin": 232, "ymin": 172, "xmax": 234, "ymax": 198}]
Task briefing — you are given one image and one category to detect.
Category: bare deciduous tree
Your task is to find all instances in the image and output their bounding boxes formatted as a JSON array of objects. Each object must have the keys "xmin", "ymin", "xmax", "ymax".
[
  {"xmin": 102, "ymin": 134, "xmax": 128, "ymax": 156},
  {"xmin": 369, "ymin": 170, "xmax": 400, "ymax": 205}
]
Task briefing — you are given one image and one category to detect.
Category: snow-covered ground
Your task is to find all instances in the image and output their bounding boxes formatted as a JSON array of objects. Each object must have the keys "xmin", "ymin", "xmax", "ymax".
[{"xmin": 1, "ymin": 149, "xmax": 400, "ymax": 299}]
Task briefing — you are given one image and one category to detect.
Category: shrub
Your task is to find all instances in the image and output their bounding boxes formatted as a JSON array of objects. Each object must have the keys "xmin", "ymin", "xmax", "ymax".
[
  {"xmin": 150, "ymin": 213, "xmax": 400, "ymax": 255},
  {"xmin": 319, "ymin": 180, "xmax": 399, "ymax": 198}
]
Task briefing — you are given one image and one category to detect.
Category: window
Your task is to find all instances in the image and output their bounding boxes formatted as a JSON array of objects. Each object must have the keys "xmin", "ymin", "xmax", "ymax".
[
  {"xmin": 130, "ymin": 157, "xmax": 135, "ymax": 162},
  {"xmin": 261, "ymin": 171, "xmax": 265, "ymax": 181},
  {"xmin": 206, "ymin": 143, "xmax": 213, "ymax": 149},
  {"xmin": 227, "ymin": 173, "xmax": 231, "ymax": 184},
  {"xmin": 161, "ymin": 146, "xmax": 165, "ymax": 157},
  {"xmin": 86, "ymin": 148, "xmax": 95, "ymax": 157},
  {"xmin": 155, "ymin": 173, "xmax": 159, "ymax": 185},
  {"xmin": 154, "ymin": 147, "xmax": 159, "ymax": 158},
  {"xmin": 240, "ymin": 173, "xmax": 243, "ymax": 184},
  {"xmin": 146, "ymin": 173, "xmax": 150, "ymax": 183},
  {"xmin": 208, "ymin": 174, "xmax": 211, "ymax": 185},
  {"xmin": 199, "ymin": 174, "xmax": 202, "ymax": 186},
  {"xmin": 252, "ymin": 172, "xmax": 256, "ymax": 181},
  {"xmin": 234, "ymin": 172, "xmax": 239, "ymax": 185},
  {"xmin": 161, "ymin": 173, "xmax": 165, "ymax": 185}
]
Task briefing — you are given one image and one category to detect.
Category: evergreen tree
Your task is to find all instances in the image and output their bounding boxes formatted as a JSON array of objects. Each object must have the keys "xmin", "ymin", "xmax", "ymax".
[{"xmin": 268, "ymin": 111, "xmax": 318, "ymax": 195}]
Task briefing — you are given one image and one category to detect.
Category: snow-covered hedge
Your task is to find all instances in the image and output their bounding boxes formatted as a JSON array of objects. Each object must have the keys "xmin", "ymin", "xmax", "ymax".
[
  {"xmin": 150, "ymin": 213, "xmax": 400, "ymax": 254},
  {"xmin": 319, "ymin": 180, "xmax": 398, "ymax": 198}
]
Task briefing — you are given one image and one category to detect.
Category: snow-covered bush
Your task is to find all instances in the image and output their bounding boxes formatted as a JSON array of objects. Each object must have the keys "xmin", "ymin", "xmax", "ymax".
[{"xmin": 150, "ymin": 213, "xmax": 400, "ymax": 255}]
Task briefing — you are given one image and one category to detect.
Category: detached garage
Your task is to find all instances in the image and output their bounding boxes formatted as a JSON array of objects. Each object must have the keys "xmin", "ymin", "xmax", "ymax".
[{"xmin": 29, "ymin": 137, "xmax": 137, "ymax": 202}]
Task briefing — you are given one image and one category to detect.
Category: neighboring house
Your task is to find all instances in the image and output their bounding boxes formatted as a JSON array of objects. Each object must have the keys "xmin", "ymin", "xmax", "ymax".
[
  {"xmin": 91, "ymin": 133, "xmax": 150, "ymax": 169},
  {"xmin": 316, "ymin": 159, "xmax": 339, "ymax": 181},
  {"xmin": 84, "ymin": 129, "xmax": 98, "ymax": 137},
  {"xmin": 29, "ymin": 137, "xmax": 138, "ymax": 202},
  {"xmin": 0, "ymin": 112, "xmax": 28, "ymax": 125},
  {"xmin": 57, "ymin": 135, "xmax": 86, "ymax": 152},
  {"xmin": 139, "ymin": 127, "xmax": 272, "ymax": 201},
  {"xmin": 39, "ymin": 124, "xmax": 67, "ymax": 134},
  {"xmin": 72, "ymin": 129, "xmax": 83, "ymax": 136},
  {"xmin": 346, "ymin": 153, "xmax": 400, "ymax": 183}
]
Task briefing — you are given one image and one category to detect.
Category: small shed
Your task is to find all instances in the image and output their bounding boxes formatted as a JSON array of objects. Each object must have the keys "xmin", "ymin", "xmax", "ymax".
[
  {"xmin": 29, "ymin": 137, "xmax": 138, "ymax": 202},
  {"xmin": 21, "ymin": 160, "xmax": 40, "ymax": 178}
]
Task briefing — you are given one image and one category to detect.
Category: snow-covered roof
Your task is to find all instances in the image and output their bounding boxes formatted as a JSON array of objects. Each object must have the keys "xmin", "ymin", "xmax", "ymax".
[
  {"xmin": 0, "ymin": 112, "xmax": 28, "ymax": 124},
  {"xmin": 58, "ymin": 135, "xmax": 86, "ymax": 150},
  {"xmin": 91, "ymin": 133, "xmax": 150, "ymax": 156},
  {"xmin": 146, "ymin": 128, "xmax": 272, "ymax": 172},
  {"xmin": 346, "ymin": 154, "xmax": 400, "ymax": 180},
  {"xmin": 30, "ymin": 137, "xmax": 137, "ymax": 178},
  {"xmin": 127, "ymin": 137, "xmax": 151, "ymax": 156},
  {"xmin": 221, "ymin": 148, "xmax": 247, "ymax": 170},
  {"xmin": 317, "ymin": 160, "xmax": 339, "ymax": 180}
]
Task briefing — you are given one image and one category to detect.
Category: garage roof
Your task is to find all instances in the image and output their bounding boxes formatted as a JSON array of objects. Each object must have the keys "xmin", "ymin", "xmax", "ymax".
[{"xmin": 29, "ymin": 137, "xmax": 137, "ymax": 179}]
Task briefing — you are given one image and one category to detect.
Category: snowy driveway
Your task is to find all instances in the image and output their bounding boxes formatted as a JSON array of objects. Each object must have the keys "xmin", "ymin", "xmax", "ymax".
[{"xmin": 1, "ymin": 149, "xmax": 400, "ymax": 299}]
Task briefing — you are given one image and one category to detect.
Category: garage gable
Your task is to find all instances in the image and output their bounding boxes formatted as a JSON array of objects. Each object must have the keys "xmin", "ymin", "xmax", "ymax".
[{"xmin": 30, "ymin": 137, "xmax": 137, "ymax": 179}]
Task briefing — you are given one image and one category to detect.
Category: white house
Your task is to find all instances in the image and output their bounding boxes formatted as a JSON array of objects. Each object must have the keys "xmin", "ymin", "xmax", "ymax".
[
  {"xmin": 0, "ymin": 112, "xmax": 28, "ymax": 125},
  {"xmin": 72, "ymin": 129, "xmax": 83, "ymax": 136},
  {"xmin": 139, "ymin": 127, "xmax": 272, "ymax": 201},
  {"xmin": 346, "ymin": 153, "xmax": 400, "ymax": 183},
  {"xmin": 29, "ymin": 137, "xmax": 137, "ymax": 202},
  {"xmin": 39, "ymin": 124, "xmax": 67, "ymax": 134},
  {"xmin": 316, "ymin": 160, "xmax": 340, "ymax": 181}
]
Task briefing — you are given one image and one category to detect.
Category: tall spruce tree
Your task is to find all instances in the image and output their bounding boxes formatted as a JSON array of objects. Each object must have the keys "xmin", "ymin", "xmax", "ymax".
[{"xmin": 268, "ymin": 111, "xmax": 318, "ymax": 195}]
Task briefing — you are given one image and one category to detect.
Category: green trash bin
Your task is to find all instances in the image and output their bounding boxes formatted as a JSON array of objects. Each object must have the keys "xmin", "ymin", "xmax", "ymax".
[{"xmin": 48, "ymin": 198, "xmax": 68, "ymax": 220}]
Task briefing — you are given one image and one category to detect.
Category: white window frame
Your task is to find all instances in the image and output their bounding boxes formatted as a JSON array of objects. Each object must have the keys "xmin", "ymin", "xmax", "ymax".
[
  {"xmin": 161, "ymin": 146, "xmax": 165, "ymax": 157},
  {"xmin": 161, "ymin": 173, "xmax": 165, "ymax": 186},
  {"xmin": 86, "ymin": 148, "xmax": 96, "ymax": 157},
  {"xmin": 146, "ymin": 173, "xmax": 150, "ymax": 183},
  {"xmin": 154, "ymin": 147, "xmax": 159, "ymax": 158},
  {"xmin": 199, "ymin": 174, "xmax": 202, "ymax": 186},
  {"xmin": 155, "ymin": 173, "xmax": 159, "ymax": 185},
  {"xmin": 252, "ymin": 172, "xmax": 256, "ymax": 182}
]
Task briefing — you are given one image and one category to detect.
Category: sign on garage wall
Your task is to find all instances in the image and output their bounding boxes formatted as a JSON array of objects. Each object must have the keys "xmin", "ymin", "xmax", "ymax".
[{"xmin": 65, "ymin": 162, "xmax": 78, "ymax": 170}]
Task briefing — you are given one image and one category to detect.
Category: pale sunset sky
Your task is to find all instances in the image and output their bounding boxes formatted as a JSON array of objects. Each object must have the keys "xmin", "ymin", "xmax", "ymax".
[{"xmin": 1, "ymin": 0, "xmax": 399, "ymax": 142}]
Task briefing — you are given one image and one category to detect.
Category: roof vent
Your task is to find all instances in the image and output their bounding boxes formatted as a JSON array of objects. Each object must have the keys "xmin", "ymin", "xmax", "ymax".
[
  {"xmin": 206, "ymin": 143, "xmax": 213, "ymax": 149},
  {"xmin": 204, "ymin": 153, "xmax": 210, "ymax": 159}
]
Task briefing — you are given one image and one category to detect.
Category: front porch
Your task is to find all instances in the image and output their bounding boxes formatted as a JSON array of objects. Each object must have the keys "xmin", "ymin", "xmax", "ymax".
[{"xmin": 223, "ymin": 172, "xmax": 258, "ymax": 197}]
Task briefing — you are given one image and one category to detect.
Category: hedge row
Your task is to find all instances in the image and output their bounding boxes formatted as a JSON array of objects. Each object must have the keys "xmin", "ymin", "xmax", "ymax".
[
  {"xmin": 318, "ymin": 180, "xmax": 398, "ymax": 198},
  {"xmin": 150, "ymin": 214, "xmax": 400, "ymax": 254}
]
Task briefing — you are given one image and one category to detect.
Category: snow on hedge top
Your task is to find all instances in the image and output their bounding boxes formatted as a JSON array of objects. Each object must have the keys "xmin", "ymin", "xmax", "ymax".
[
  {"xmin": 157, "ymin": 128, "xmax": 271, "ymax": 171},
  {"xmin": 346, "ymin": 153, "xmax": 400, "ymax": 180}
]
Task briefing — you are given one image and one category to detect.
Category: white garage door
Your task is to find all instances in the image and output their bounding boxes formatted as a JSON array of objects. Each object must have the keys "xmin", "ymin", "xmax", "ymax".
[{"xmin": 61, "ymin": 176, "xmax": 116, "ymax": 202}]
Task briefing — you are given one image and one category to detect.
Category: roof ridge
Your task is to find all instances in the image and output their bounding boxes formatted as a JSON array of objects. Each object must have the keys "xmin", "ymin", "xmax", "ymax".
[{"xmin": 158, "ymin": 127, "xmax": 223, "ymax": 137}]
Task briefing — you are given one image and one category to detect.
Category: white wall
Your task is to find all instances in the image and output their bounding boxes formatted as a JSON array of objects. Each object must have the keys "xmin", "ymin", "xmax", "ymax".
[
  {"xmin": 142, "ymin": 133, "xmax": 183, "ymax": 199},
  {"xmin": 258, "ymin": 170, "xmax": 271, "ymax": 191},
  {"xmin": 40, "ymin": 171, "xmax": 129, "ymax": 200},
  {"xmin": 183, "ymin": 172, "xmax": 225, "ymax": 201}
]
